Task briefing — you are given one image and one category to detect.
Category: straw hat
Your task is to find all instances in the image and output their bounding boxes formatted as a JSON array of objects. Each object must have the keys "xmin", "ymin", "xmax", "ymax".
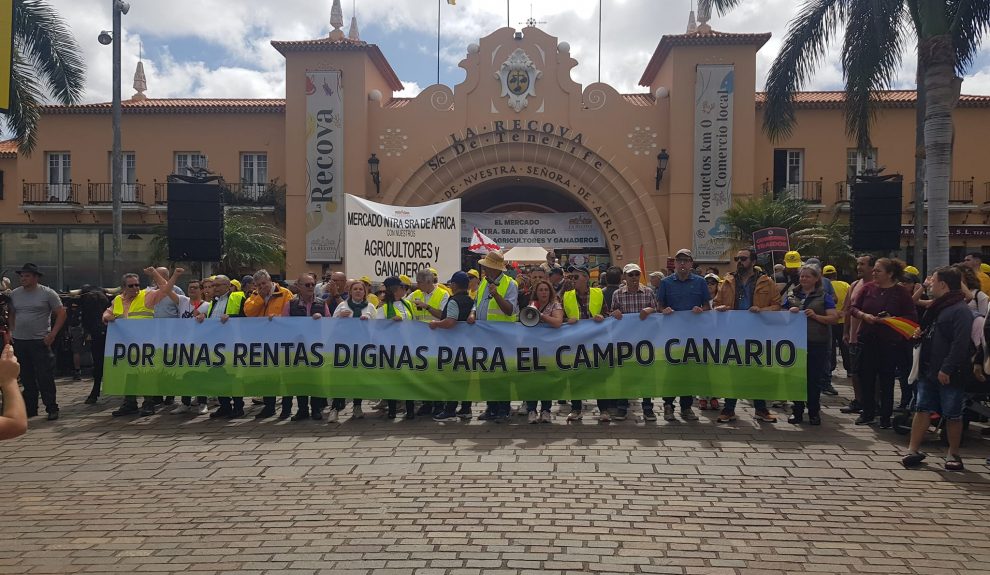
[{"xmin": 478, "ymin": 250, "xmax": 507, "ymax": 271}]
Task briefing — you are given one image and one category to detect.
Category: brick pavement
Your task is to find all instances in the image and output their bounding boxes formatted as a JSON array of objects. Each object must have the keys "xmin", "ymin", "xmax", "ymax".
[{"xmin": 0, "ymin": 376, "xmax": 989, "ymax": 574}]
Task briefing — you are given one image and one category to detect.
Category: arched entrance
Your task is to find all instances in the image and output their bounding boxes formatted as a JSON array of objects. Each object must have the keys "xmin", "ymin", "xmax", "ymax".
[{"xmin": 382, "ymin": 129, "xmax": 670, "ymax": 267}]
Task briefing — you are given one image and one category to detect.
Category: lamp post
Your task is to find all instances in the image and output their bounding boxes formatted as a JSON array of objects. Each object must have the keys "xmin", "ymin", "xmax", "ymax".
[
  {"xmin": 368, "ymin": 153, "xmax": 381, "ymax": 194},
  {"xmin": 101, "ymin": 0, "xmax": 129, "ymax": 282},
  {"xmin": 655, "ymin": 149, "xmax": 669, "ymax": 191}
]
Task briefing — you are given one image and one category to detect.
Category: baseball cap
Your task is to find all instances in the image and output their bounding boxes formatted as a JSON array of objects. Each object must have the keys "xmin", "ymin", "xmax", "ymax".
[
  {"xmin": 383, "ymin": 276, "xmax": 402, "ymax": 289},
  {"xmin": 549, "ymin": 266, "xmax": 564, "ymax": 276},
  {"xmin": 448, "ymin": 271, "xmax": 470, "ymax": 288},
  {"xmin": 360, "ymin": 275, "xmax": 373, "ymax": 285},
  {"xmin": 467, "ymin": 269, "xmax": 480, "ymax": 278},
  {"xmin": 399, "ymin": 274, "xmax": 413, "ymax": 286},
  {"xmin": 649, "ymin": 271, "xmax": 664, "ymax": 278},
  {"xmin": 674, "ymin": 248, "xmax": 693, "ymax": 260},
  {"xmin": 567, "ymin": 265, "xmax": 590, "ymax": 276},
  {"xmin": 623, "ymin": 263, "xmax": 641, "ymax": 274},
  {"xmin": 823, "ymin": 265, "xmax": 837, "ymax": 275},
  {"xmin": 241, "ymin": 275, "xmax": 254, "ymax": 285},
  {"xmin": 784, "ymin": 251, "xmax": 802, "ymax": 269},
  {"xmin": 230, "ymin": 279, "xmax": 241, "ymax": 290},
  {"xmin": 704, "ymin": 273, "xmax": 720, "ymax": 283},
  {"xmin": 981, "ymin": 263, "xmax": 990, "ymax": 274}
]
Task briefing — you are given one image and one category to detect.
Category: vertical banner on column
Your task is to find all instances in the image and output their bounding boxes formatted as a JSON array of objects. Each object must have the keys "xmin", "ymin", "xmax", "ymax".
[
  {"xmin": 692, "ymin": 64, "xmax": 734, "ymax": 261},
  {"xmin": 0, "ymin": 0, "xmax": 13, "ymax": 112},
  {"xmin": 305, "ymin": 71, "xmax": 344, "ymax": 262},
  {"xmin": 345, "ymin": 194, "xmax": 461, "ymax": 281}
]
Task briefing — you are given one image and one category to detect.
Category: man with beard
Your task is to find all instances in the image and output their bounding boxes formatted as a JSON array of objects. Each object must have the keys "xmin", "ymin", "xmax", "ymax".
[{"xmin": 841, "ymin": 255, "xmax": 876, "ymax": 414}]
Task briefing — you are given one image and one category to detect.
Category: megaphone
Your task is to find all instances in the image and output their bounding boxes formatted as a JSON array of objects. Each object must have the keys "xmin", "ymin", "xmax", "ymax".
[{"xmin": 520, "ymin": 305, "xmax": 540, "ymax": 327}]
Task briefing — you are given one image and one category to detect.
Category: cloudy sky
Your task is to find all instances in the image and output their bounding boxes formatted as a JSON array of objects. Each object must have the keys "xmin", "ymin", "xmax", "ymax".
[{"xmin": 49, "ymin": 0, "xmax": 990, "ymax": 103}]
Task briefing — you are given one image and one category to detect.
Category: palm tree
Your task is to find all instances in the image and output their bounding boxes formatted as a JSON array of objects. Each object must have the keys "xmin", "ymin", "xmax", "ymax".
[
  {"xmin": 721, "ymin": 193, "xmax": 815, "ymax": 247},
  {"xmin": 3, "ymin": 0, "xmax": 86, "ymax": 154},
  {"xmin": 151, "ymin": 213, "xmax": 285, "ymax": 277},
  {"xmin": 760, "ymin": 0, "xmax": 989, "ymax": 271}
]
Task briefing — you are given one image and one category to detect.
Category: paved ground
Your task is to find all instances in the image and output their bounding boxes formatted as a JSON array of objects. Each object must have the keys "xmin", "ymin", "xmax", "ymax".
[{"xmin": 1, "ymin": 376, "xmax": 989, "ymax": 575}]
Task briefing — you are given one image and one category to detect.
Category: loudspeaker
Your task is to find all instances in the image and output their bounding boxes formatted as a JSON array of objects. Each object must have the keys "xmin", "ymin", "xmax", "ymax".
[
  {"xmin": 850, "ymin": 180, "xmax": 902, "ymax": 251},
  {"xmin": 167, "ymin": 182, "xmax": 223, "ymax": 261}
]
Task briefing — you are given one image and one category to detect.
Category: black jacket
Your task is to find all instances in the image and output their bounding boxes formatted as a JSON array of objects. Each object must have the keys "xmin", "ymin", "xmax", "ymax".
[{"xmin": 921, "ymin": 300, "xmax": 974, "ymax": 383}]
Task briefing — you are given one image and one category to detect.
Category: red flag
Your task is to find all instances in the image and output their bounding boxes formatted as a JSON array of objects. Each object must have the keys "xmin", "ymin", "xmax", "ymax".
[
  {"xmin": 638, "ymin": 245, "xmax": 647, "ymax": 285},
  {"xmin": 468, "ymin": 227, "xmax": 500, "ymax": 255}
]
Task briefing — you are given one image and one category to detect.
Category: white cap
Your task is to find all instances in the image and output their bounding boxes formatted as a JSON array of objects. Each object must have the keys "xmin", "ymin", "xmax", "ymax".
[{"xmin": 623, "ymin": 263, "xmax": 642, "ymax": 274}]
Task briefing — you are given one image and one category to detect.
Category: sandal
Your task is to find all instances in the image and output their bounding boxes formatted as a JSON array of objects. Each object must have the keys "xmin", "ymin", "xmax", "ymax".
[
  {"xmin": 945, "ymin": 456, "xmax": 964, "ymax": 472},
  {"xmin": 901, "ymin": 452, "xmax": 927, "ymax": 468}
]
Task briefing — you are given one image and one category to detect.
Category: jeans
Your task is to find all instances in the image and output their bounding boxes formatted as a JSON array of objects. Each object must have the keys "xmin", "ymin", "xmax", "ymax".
[
  {"xmin": 792, "ymin": 342, "xmax": 828, "ymax": 417},
  {"xmin": 263, "ymin": 396, "xmax": 294, "ymax": 413},
  {"xmin": 331, "ymin": 398, "xmax": 362, "ymax": 411},
  {"xmin": 662, "ymin": 396, "xmax": 693, "ymax": 410},
  {"xmin": 87, "ymin": 331, "xmax": 106, "ymax": 399},
  {"xmin": 386, "ymin": 400, "xmax": 415, "ymax": 415},
  {"xmin": 571, "ymin": 399, "xmax": 612, "ymax": 413},
  {"xmin": 722, "ymin": 398, "xmax": 768, "ymax": 412},
  {"xmin": 619, "ymin": 398, "xmax": 654, "ymax": 412},
  {"xmin": 526, "ymin": 400, "xmax": 552, "ymax": 412},
  {"xmin": 13, "ymin": 339, "xmax": 58, "ymax": 414},
  {"xmin": 858, "ymin": 336, "xmax": 903, "ymax": 420},
  {"xmin": 296, "ymin": 396, "xmax": 327, "ymax": 414},
  {"xmin": 485, "ymin": 401, "xmax": 511, "ymax": 416},
  {"xmin": 217, "ymin": 397, "xmax": 244, "ymax": 412},
  {"xmin": 181, "ymin": 396, "xmax": 207, "ymax": 406},
  {"xmin": 830, "ymin": 324, "xmax": 849, "ymax": 372}
]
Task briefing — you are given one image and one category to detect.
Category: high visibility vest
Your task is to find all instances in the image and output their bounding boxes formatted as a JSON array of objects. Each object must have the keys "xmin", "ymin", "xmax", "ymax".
[
  {"xmin": 475, "ymin": 274, "xmax": 517, "ymax": 322},
  {"xmin": 562, "ymin": 288, "xmax": 604, "ymax": 320},
  {"xmin": 383, "ymin": 299, "xmax": 415, "ymax": 319},
  {"xmin": 408, "ymin": 288, "xmax": 446, "ymax": 322},
  {"xmin": 111, "ymin": 289, "xmax": 155, "ymax": 319},
  {"xmin": 207, "ymin": 291, "xmax": 246, "ymax": 317}
]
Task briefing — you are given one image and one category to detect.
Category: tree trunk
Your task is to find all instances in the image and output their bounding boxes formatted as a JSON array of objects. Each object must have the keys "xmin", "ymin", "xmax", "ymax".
[
  {"xmin": 921, "ymin": 34, "xmax": 960, "ymax": 271},
  {"xmin": 913, "ymin": 46, "xmax": 926, "ymax": 274}
]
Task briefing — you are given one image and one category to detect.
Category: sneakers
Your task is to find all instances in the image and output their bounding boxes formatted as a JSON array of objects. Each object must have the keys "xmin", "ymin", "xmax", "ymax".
[
  {"xmin": 840, "ymin": 400, "xmax": 862, "ymax": 414},
  {"xmin": 416, "ymin": 404, "xmax": 433, "ymax": 417},
  {"xmin": 822, "ymin": 385, "xmax": 839, "ymax": 396},
  {"xmin": 567, "ymin": 410, "xmax": 583, "ymax": 422},
  {"xmin": 716, "ymin": 409, "xmax": 737, "ymax": 423},
  {"xmin": 754, "ymin": 410, "xmax": 778, "ymax": 423},
  {"xmin": 614, "ymin": 408, "xmax": 628, "ymax": 421},
  {"xmin": 478, "ymin": 410, "xmax": 498, "ymax": 421},
  {"xmin": 642, "ymin": 409, "xmax": 657, "ymax": 422},
  {"xmin": 112, "ymin": 404, "xmax": 139, "ymax": 417},
  {"xmin": 198, "ymin": 404, "xmax": 210, "ymax": 415},
  {"xmin": 527, "ymin": 411, "xmax": 539, "ymax": 424},
  {"xmin": 456, "ymin": 405, "xmax": 473, "ymax": 420},
  {"xmin": 433, "ymin": 410, "xmax": 458, "ymax": 422},
  {"xmin": 326, "ymin": 408, "xmax": 339, "ymax": 423},
  {"xmin": 84, "ymin": 395, "xmax": 98, "ymax": 405},
  {"xmin": 171, "ymin": 405, "xmax": 192, "ymax": 415},
  {"xmin": 254, "ymin": 407, "xmax": 276, "ymax": 419},
  {"xmin": 351, "ymin": 405, "xmax": 364, "ymax": 420},
  {"xmin": 598, "ymin": 410, "xmax": 612, "ymax": 423},
  {"xmin": 787, "ymin": 413, "xmax": 804, "ymax": 424},
  {"xmin": 854, "ymin": 415, "xmax": 876, "ymax": 426},
  {"xmin": 680, "ymin": 408, "xmax": 699, "ymax": 421},
  {"xmin": 139, "ymin": 404, "xmax": 156, "ymax": 417},
  {"xmin": 540, "ymin": 410, "xmax": 553, "ymax": 423},
  {"xmin": 663, "ymin": 405, "xmax": 676, "ymax": 421},
  {"xmin": 47, "ymin": 410, "xmax": 59, "ymax": 421},
  {"xmin": 290, "ymin": 411, "xmax": 310, "ymax": 422}
]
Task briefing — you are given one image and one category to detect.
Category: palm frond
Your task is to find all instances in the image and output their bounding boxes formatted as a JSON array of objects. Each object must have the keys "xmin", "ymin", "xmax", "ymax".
[
  {"xmin": 710, "ymin": 0, "xmax": 745, "ymax": 15},
  {"xmin": 4, "ymin": 50, "xmax": 44, "ymax": 154},
  {"xmin": 762, "ymin": 0, "xmax": 847, "ymax": 142},
  {"xmin": 841, "ymin": 0, "xmax": 907, "ymax": 150},
  {"xmin": 12, "ymin": 0, "xmax": 85, "ymax": 105},
  {"xmin": 721, "ymin": 193, "xmax": 815, "ymax": 250},
  {"xmin": 949, "ymin": 0, "xmax": 990, "ymax": 72}
]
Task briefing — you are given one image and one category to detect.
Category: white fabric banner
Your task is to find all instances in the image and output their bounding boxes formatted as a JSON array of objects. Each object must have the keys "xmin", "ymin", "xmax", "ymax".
[
  {"xmin": 460, "ymin": 212, "xmax": 605, "ymax": 249},
  {"xmin": 692, "ymin": 64, "xmax": 734, "ymax": 261},
  {"xmin": 344, "ymin": 194, "xmax": 461, "ymax": 281},
  {"xmin": 305, "ymin": 71, "xmax": 344, "ymax": 262}
]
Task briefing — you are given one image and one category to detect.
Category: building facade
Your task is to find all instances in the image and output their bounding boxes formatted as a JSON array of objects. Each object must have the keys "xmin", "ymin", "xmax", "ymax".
[{"xmin": 1, "ymin": 8, "xmax": 989, "ymax": 290}]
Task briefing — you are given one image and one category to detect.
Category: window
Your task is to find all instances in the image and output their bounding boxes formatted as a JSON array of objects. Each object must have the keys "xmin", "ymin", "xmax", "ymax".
[
  {"xmin": 846, "ymin": 148, "xmax": 877, "ymax": 182},
  {"xmin": 771, "ymin": 149, "xmax": 803, "ymax": 199},
  {"xmin": 174, "ymin": 152, "xmax": 208, "ymax": 176},
  {"xmin": 46, "ymin": 152, "xmax": 72, "ymax": 201},
  {"xmin": 241, "ymin": 153, "xmax": 268, "ymax": 200},
  {"xmin": 107, "ymin": 152, "xmax": 137, "ymax": 201}
]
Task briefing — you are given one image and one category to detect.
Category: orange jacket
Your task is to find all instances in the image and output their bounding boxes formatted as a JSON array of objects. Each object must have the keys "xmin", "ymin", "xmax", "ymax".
[{"xmin": 243, "ymin": 284, "xmax": 291, "ymax": 318}]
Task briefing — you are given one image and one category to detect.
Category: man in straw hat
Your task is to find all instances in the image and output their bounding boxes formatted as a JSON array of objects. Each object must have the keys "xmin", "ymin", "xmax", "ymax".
[{"xmin": 469, "ymin": 250, "xmax": 518, "ymax": 422}]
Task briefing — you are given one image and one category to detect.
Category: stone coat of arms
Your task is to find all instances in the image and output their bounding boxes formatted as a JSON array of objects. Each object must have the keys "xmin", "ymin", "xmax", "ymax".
[{"xmin": 496, "ymin": 48, "xmax": 542, "ymax": 113}]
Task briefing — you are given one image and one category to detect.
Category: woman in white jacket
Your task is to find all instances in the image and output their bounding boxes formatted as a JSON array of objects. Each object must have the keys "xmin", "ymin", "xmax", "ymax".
[{"xmin": 328, "ymin": 280, "xmax": 377, "ymax": 422}]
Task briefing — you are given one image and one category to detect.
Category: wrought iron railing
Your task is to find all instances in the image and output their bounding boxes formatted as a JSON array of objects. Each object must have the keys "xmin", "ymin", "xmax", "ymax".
[{"xmin": 22, "ymin": 182, "xmax": 81, "ymax": 204}]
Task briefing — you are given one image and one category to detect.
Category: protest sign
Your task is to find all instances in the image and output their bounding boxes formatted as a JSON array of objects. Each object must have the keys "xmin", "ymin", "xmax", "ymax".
[
  {"xmin": 104, "ymin": 312, "xmax": 807, "ymax": 400},
  {"xmin": 461, "ymin": 212, "xmax": 605, "ymax": 249},
  {"xmin": 753, "ymin": 227, "xmax": 790, "ymax": 254},
  {"xmin": 344, "ymin": 194, "xmax": 460, "ymax": 280}
]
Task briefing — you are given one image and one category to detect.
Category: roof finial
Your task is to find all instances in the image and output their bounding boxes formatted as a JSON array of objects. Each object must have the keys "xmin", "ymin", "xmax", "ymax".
[
  {"xmin": 347, "ymin": 0, "xmax": 360, "ymax": 40},
  {"xmin": 686, "ymin": 1, "xmax": 698, "ymax": 34},
  {"xmin": 131, "ymin": 41, "xmax": 147, "ymax": 101},
  {"xmin": 697, "ymin": 0, "xmax": 712, "ymax": 33},
  {"xmin": 329, "ymin": 0, "xmax": 345, "ymax": 41}
]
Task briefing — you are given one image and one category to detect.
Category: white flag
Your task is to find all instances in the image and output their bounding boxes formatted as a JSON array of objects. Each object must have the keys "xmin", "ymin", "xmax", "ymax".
[{"xmin": 468, "ymin": 227, "xmax": 500, "ymax": 255}]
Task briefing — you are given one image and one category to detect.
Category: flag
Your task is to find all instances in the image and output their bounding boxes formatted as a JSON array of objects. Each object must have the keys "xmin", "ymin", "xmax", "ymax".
[
  {"xmin": 638, "ymin": 245, "xmax": 647, "ymax": 286},
  {"xmin": 469, "ymin": 227, "xmax": 500, "ymax": 255},
  {"xmin": 879, "ymin": 316, "xmax": 920, "ymax": 340}
]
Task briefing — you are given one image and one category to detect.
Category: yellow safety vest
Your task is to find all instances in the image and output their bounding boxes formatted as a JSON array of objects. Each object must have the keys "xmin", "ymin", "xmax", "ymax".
[
  {"xmin": 562, "ymin": 288, "xmax": 604, "ymax": 320},
  {"xmin": 475, "ymin": 274, "xmax": 518, "ymax": 322},
  {"xmin": 111, "ymin": 289, "xmax": 155, "ymax": 319},
  {"xmin": 207, "ymin": 291, "xmax": 246, "ymax": 317},
  {"xmin": 408, "ymin": 288, "xmax": 447, "ymax": 322}
]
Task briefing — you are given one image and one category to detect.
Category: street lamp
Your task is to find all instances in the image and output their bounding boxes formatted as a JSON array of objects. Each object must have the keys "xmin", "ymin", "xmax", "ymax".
[
  {"xmin": 655, "ymin": 148, "xmax": 670, "ymax": 190},
  {"xmin": 100, "ymin": 0, "xmax": 129, "ymax": 282},
  {"xmin": 368, "ymin": 153, "xmax": 381, "ymax": 194}
]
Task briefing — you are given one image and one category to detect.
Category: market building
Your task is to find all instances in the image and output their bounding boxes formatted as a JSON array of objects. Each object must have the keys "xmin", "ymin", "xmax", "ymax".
[{"xmin": 1, "ymin": 2, "xmax": 989, "ymax": 290}]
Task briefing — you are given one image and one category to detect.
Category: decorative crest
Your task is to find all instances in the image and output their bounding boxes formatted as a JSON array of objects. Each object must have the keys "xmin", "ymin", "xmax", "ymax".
[{"xmin": 495, "ymin": 48, "xmax": 542, "ymax": 113}]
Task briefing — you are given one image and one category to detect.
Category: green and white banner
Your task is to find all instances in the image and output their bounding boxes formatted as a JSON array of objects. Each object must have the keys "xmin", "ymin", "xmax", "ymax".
[{"xmin": 103, "ymin": 312, "xmax": 807, "ymax": 400}]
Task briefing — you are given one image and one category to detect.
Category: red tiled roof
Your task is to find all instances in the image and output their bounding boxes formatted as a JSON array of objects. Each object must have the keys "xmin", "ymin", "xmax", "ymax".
[
  {"xmin": 40, "ymin": 98, "xmax": 286, "ymax": 115},
  {"xmin": 754, "ymin": 90, "xmax": 990, "ymax": 108},
  {"xmin": 270, "ymin": 37, "xmax": 404, "ymax": 91},
  {"xmin": 639, "ymin": 31, "xmax": 772, "ymax": 87},
  {"xmin": 622, "ymin": 93, "xmax": 656, "ymax": 107},
  {"xmin": 0, "ymin": 139, "xmax": 17, "ymax": 158}
]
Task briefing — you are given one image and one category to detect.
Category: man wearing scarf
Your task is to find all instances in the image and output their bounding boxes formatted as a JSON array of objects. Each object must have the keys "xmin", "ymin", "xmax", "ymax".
[{"xmin": 902, "ymin": 266, "xmax": 973, "ymax": 471}]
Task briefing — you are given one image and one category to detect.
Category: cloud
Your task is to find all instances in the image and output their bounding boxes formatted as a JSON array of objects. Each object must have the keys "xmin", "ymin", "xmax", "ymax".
[
  {"xmin": 44, "ymin": 0, "xmax": 990, "ymax": 105},
  {"xmin": 394, "ymin": 81, "xmax": 423, "ymax": 98}
]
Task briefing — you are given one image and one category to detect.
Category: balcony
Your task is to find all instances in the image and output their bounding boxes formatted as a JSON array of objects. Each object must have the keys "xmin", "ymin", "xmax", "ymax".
[
  {"xmin": 21, "ymin": 182, "xmax": 82, "ymax": 211},
  {"xmin": 86, "ymin": 182, "xmax": 147, "ymax": 211},
  {"xmin": 910, "ymin": 179, "xmax": 975, "ymax": 204},
  {"xmin": 223, "ymin": 182, "xmax": 280, "ymax": 209},
  {"xmin": 762, "ymin": 179, "xmax": 823, "ymax": 204}
]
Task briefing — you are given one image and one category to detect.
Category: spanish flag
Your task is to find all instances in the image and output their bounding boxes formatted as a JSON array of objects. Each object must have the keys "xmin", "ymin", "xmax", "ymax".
[
  {"xmin": 879, "ymin": 316, "xmax": 921, "ymax": 340},
  {"xmin": 639, "ymin": 245, "xmax": 647, "ymax": 286}
]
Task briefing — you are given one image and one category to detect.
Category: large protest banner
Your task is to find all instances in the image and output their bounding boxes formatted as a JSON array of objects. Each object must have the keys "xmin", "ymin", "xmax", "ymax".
[
  {"xmin": 345, "ymin": 194, "xmax": 460, "ymax": 279},
  {"xmin": 305, "ymin": 70, "xmax": 344, "ymax": 262},
  {"xmin": 461, "ymin": 212, "xmax": 605, "ymax": 249},
  {"xmin": 103, "ymin": 312, "xmax": 807, "ymax": 400}
]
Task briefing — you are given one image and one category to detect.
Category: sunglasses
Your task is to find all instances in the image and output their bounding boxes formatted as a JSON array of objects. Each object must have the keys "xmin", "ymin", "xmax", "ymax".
[
  {"xmin": 627, "ymin": 272, "xmax": 641, "ymax": 277},
  {"xmin": 126, "ymin": 283, "xmax": 140, "ymax": 288},
  {"xmin": 734, "ymin": 256, "xmax": 749, "ymax": 262},
  {"xmin": 301, "ymin": 283, "xmax": 315, "ymax": 288}
]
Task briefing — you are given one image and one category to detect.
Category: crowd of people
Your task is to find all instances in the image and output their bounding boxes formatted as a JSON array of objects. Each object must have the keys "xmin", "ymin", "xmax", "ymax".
[{"xmin": 1, "ymin": 246, "xmax": 988, "ymax": 469}]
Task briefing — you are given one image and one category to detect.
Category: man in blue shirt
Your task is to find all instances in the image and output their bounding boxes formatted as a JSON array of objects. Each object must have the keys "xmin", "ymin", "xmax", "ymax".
[{"xmin": 656, "ymin": 249, "xmax": 711, "ymax": 421}]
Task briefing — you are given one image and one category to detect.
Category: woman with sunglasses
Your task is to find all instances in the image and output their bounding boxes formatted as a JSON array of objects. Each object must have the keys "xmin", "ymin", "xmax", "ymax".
[
  {"xmin": 525, "ymin": 280, "xmax": 563, "ymax": 423},
  {"xmin": 330, "ymin": 280, "xmax": 377, "ymax": 422},
  {"xmin": 285, "ymin": 273, "xmax": 331, "ymax": 421}
]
